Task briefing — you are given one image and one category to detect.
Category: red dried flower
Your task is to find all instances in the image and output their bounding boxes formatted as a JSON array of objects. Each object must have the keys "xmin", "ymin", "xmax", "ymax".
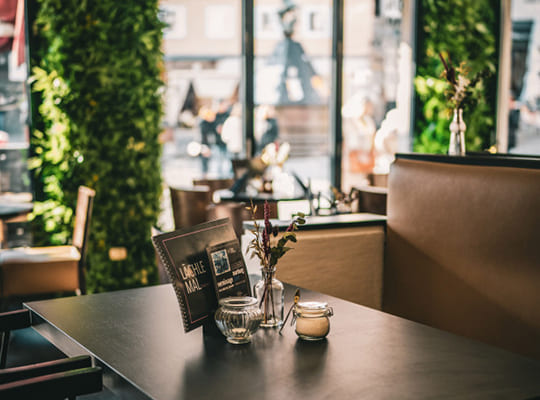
[{"xmin": 246, "ymin": 199, "xmax": 306, "ymax": 269}]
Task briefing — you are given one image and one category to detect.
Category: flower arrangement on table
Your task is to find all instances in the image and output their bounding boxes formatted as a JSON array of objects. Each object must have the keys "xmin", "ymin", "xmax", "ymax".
[
  {"xmin": 260, "ymin": 142, "xmax": 292, "ymax": 194},
  {"xmin": 438, "ymin": 52, "xmax": 489, "ymax": 154},
  {"xmin": 242, "ymin": 142, "xmax": 293, "ymax": 195},
  {"xmin": 260, "ymin": 141, "xmax": 290, "ymax": 167},
  {"xmin": 330, "ymin": 187, "xmax": 359, "ymax": 214},
  {"xmin": 439, "ymin": 51, "xmax": 493, "ymax": 113},
  {"xmin": 246, "ymin": 200, "xmax": 306, "ymax": 327},
  {"xmin": 438, "ymin": 52, "xmax": 488, "ymax": 111}
]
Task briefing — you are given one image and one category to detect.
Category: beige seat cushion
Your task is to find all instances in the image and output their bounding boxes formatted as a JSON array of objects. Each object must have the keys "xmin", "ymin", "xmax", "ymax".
[
  {"xmin": 276, "ymin": 225, "xmax": 385, "ymax": 309},
  {"xmin": 0, "ymin": 246, "xmax": 80, "ymax": 297}
]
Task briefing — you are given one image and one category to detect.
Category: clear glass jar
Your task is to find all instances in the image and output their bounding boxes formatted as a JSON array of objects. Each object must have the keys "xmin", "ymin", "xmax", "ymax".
[
  {"xmin": 254, "ymin": 267, "xmax": 284, "ymax": 328},
  {"xmin": 293, "ymin": 301, "xmax": 333, "ymax": 341},
  {"xmin": 214, "ymin": 296, "xmax": 263, "ymax": 344}
]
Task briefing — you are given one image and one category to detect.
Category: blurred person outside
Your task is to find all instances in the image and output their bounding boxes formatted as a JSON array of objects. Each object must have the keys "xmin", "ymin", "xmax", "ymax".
[
  {"xmin": 221, "ymin": 103, "xmax": 243, "ymax": 160},
  {"xmin": 342, "ymin": 95, "xmax": 376, "ymax": 176},
  {"xmin": 213, "ymin": 99, "xmax": 232, "ymax": 176},
  {"xmin": 197, "ymin": 106, "xmax": 215, "ymax": 175},
  {"xmin": 196, "ymin": 100, "xmax": 231, "ymax": 177},
  {"xmin": 0, "ymin": 129, "xmax": 8, "ymax": 145},
  {"xmin": 373, "ymin": 108, "xmax": 400, "ymax": 173},
  {"xmin": 270, "ymin": 0, "xmax": 323, "ymax": 105},
  {"xmin": 255, "ymin": 105, "xmax": 279, "ymax": 154},
  {"xmin": 508, "ymin": 91, "xmax": 519, "ymax": 149}
]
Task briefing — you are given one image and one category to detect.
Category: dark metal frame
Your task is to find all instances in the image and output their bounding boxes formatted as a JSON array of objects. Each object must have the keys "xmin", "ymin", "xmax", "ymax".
[
  {"xmin": 242, "ymin": 0, "xmax": 255, "ymax": 158},
  {"xmin": 395, "ymin": 152, "xmax": 540, "ymax": 169},
  {"xmin": 330, "ymin": 0, "xmax": 344, "ymax": 189},
  {"xmin": 0, "ymin": 310, "xmax": 31, "ymax": 369}
]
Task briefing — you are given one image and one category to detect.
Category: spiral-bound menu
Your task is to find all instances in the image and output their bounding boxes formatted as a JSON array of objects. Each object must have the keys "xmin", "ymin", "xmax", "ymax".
[{"xmin": 152, "ymin": 218, "xmax": 239, "ymax": 332}]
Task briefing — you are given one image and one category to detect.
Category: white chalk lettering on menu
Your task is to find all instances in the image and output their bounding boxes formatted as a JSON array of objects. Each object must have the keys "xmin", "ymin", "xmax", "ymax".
[
  {"xmin": 185, "ymin": 277, "xmax": 202, "ymax": 294},
  {"xmin": 180, "ymin": 261, "xmax": 207, "ymax": 294},
  {"xmin": 217, "ymin": 278, "xmax": 233, "ymax": 288},
  {"xmin": 179, "ymin": 261, "xmax": 207, "ymax": 280}
]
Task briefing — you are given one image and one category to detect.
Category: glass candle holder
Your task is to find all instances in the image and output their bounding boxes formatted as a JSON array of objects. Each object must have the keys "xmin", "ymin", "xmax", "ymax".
[
  {"xmin": 293, "ymin": 301, "xmax": 333, "ymax": 341},
  {"xmin": 214, "ymin": 296, "xmax": 263, "ymax": 344}
]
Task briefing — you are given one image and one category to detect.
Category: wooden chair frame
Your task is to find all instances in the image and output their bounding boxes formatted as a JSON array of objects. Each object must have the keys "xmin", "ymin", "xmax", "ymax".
[
  {"xmin": 0, "ymin": 186, "xmax": 95, "ymax": 302},
  {"xmin": 0, "ymin": 309, "xmax": 102, "ymax": 399}
]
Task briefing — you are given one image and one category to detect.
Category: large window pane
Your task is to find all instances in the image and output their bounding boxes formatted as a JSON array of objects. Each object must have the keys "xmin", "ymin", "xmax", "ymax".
[
  {"xmin": 0, "ymin": 51, "xmax": 29, "ymax": 195},
  {"xmin": 508, "ymin": 0, "xmax": 540, "ymax": 155},
  {"xmin": 160, "ymin": 0, "xmax": 242, "ymax": 187},
  {"xmin": 0, "ymin": 0, "xmax": 32, "ymax": 248},
  {"xmin": 342, "ymin": 0, "xmax": 406, "ymax": 189},
  {"xmin": 254, "ymin": 0, "xmax": 332, "ymax": 197}
]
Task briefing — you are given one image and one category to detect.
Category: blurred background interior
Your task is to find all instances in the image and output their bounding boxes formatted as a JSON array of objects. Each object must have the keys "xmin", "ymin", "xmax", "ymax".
[
  {"xmin": 0, "ymin": 0, "xmax": 538, "ymax": 384},
  {"xmin": 0, "ymin": 0, "xmax": 538, "ymax": 290}
]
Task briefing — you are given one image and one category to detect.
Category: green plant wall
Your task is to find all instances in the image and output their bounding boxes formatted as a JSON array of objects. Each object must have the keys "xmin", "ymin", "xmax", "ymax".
[
  {"xmin": 414, "ymin": 0, "xmax": 500, "ymax": 153},
  {"xmin": 29, "ymin": 0, "xmax": 164, "ymax": 292}
]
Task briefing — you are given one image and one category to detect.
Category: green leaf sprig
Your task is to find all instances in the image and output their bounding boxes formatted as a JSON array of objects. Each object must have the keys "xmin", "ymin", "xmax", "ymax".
[{"xmin": 246, "ymin": 200, "xmax": 306, "ymax": 270}]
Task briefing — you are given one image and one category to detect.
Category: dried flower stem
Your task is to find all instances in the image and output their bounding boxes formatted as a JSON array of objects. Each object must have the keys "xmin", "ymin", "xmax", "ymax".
[
  {"xmin": 438, "ymin": 51, "xmax": 489, "ymax": 115},
  {"xmin": 246, "ymin": 199, "xmax": 306, "ymax": 324}
]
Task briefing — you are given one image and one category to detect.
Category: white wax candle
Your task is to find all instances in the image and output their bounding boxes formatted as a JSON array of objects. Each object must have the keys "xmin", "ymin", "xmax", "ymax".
[{"xmin": 295, "ymin": 316, "xmax": 329, "ymax": 339}]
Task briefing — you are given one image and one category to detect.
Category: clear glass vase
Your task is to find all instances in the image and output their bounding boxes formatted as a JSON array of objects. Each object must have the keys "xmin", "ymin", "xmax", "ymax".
[
  {"xmin": 448, "ymin": 108, "xmax": 466, "ymax": 156},
  {"xmin": 254, "ymin": 267, "xmax": 284, "ymax": 328}
]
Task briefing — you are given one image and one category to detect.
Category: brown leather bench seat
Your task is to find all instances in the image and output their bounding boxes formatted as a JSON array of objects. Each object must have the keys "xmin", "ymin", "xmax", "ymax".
[
  {"xmin": 273, "ymin": 153, "xmax": 540, "ymax": 360},
  {"xmin": 383, "ymin": 154, "xmax": 540, "ymax": 359}
]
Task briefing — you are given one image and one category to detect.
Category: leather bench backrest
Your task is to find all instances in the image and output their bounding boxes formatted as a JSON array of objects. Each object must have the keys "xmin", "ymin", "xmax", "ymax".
[{"xmin": 383, "ymin": 157, "xmax": 540, "ymax": 359}]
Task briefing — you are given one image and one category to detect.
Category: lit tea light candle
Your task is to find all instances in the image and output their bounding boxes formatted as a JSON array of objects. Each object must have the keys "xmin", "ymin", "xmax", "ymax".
[{"xmin": 293, "ymin": 301, "xmax": 333, "ymax": 341}]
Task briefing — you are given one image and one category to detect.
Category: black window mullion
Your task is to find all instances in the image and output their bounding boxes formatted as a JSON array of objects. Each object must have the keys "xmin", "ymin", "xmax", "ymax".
[
  {"xmin": 242, "ymin": 0, "xmax": 255, "ymax": 158},
  {"xmin": 330, "ymin": 0, "xmax": 344, "ymax": 189}
]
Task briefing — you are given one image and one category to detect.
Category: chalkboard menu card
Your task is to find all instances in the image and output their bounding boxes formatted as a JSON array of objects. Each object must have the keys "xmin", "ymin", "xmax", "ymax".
[
  {"xmin": 206, "ymin": 239, "xmax": 251, "ymax": 300},
  {"xmin": 152, "ymin": 218, "xmax": 250, "ymax": 332}
]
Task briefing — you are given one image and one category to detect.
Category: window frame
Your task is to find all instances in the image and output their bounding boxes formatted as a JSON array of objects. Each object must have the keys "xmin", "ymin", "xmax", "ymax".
[
  {"xmin": 242, "ymin": 0, "xmax": 418, "ymax": 188},
  {"xmin": 242, "ymin": 0, "xmax": 344, "ymax": 187}
]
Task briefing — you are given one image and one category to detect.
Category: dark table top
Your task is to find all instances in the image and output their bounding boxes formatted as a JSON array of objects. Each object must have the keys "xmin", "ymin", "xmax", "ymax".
[
  {"xmin": 214, "ymin": 188, "xmax": 305, "ymax": 203},
  {"xmin": 243, "ymin": 212, "xmax": 386, "ymax": 231},
  {"xmin": 25, "ymin": 284, "xmax": 540, "ymax": 400},
  {"xmin": 215, "ymin": 169, "xmax": 308, "ymax": 203}
]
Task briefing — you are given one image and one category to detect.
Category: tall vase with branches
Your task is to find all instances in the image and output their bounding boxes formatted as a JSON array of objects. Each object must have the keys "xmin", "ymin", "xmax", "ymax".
[
  {"xmin": 438, "ymin": 52, "xmax": 489, "ymax": 156},
  {"xmin": 247, "ymin": 201, "xmax": 305, "ymax": 327}
]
